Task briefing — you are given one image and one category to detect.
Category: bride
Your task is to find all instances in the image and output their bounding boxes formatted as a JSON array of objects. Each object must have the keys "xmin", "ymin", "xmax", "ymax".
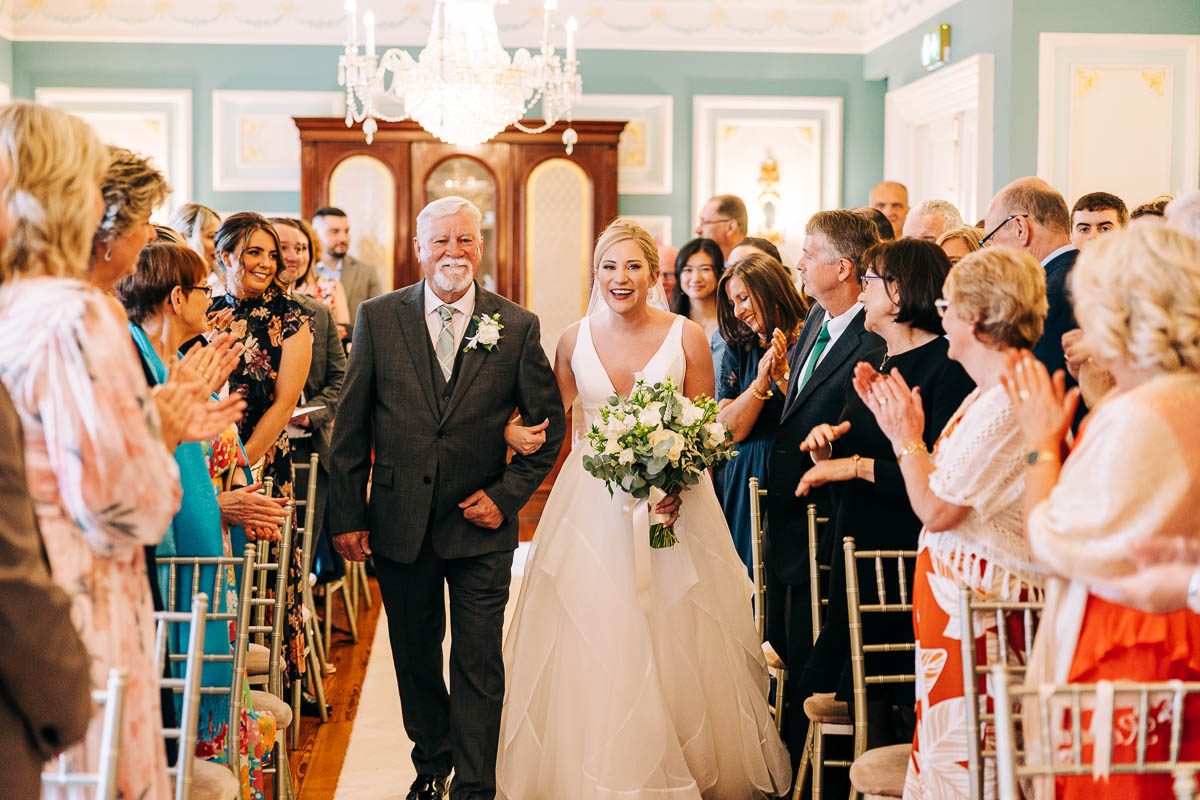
[{"xmin": 496, "ymin": 219, "xmax": 792, "ymax": 799}]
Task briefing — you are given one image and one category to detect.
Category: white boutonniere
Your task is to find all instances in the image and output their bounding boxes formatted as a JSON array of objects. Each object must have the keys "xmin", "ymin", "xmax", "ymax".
[{"xmin": 464, "ymin": 312, "xmax": 503, "ymax": 352}]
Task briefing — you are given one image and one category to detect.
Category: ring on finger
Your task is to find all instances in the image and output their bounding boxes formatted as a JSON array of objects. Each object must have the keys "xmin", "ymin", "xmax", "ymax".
[{"xmin": 1018, "ymin": 389, "xmax": 1031, "ymax": 401}]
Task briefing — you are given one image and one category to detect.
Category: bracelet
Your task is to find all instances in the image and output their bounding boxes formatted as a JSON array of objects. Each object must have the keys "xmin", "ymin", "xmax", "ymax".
[
  {"xmin": 1187, "ymin": 566, "xmax": 1200, "ymax": 615},
  {"xmin": 851, "ymin": 453, "xmax": 861, "ymax": 479},
  {"xmin": 751, "ymin": 384, "xmax": 774, "ymax": 401},
  {"xmin": 895, "ymin": 441, "xmax": 927, "ymax": 460},
  {"xmin": 1025, "ymin": 449, "xmax": 1059, "ymax": 466}
]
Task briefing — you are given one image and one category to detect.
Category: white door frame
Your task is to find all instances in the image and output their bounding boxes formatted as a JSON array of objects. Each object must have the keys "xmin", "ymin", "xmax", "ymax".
[{"xmin": 884, "ymin": 53, "xmax": 995, "ymax": 223}]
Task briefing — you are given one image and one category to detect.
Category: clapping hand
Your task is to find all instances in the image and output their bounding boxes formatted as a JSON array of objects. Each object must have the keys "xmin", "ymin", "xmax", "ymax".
[
  {"xmin": 178, "ymin": 332, "xmax": 243, "ymax": 396},
  {"xmin": 769, "ymin": 328, "xmax": 790, "ymax": 389},
  {"xmin": 205, "ymin": 307, "xmax": 235, "ymax": 340},
  {"xmin": 997, "ymin": 349, "xmax": 1079, "ymax": 451},
  {"xmin": 852, "ymin": 362, "xmax": 924, "ymax": 448},
  {"xmin": 799, "ymin": 421, "xmax": 851, "ymax": 462}
]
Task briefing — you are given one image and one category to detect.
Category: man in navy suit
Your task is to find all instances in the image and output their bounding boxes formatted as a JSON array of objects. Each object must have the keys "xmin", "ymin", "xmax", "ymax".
[
  {"xmin": 766, "ymin": 210, "xmax": 882, "ymax": 764},
  {"xmin": 981, "ymin": 177, "xmax": 1078, "ymax": 377}
]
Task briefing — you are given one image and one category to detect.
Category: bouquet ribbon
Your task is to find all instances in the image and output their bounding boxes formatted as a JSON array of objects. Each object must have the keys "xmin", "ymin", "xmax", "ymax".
[{"xmin": 622, "ymin": 485, "xmax": 668, "ymax": 615}]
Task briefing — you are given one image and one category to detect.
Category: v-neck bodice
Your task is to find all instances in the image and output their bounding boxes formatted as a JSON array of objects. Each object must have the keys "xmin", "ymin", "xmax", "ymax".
[{"xmin": 571, "ymin": 314, "xmax": 686, "ymax": 430}]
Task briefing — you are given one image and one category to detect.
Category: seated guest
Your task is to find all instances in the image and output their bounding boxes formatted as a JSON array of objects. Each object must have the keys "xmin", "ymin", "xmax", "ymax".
[
  {"xmin": 1165, "ymin": 189, "xmax": 1200, "ymax": 240},
  {"xmin": 1130, "ymin": 194, "xmax": 1172, "ymax": 220},
  {"xmin": 672, "ymin": 237, "xmax": 727, "ymax": 383},
  {"xmin": 88, "ymin": 147, "xmax": 168, "ymax": 295},
  {"xmin": 1070, "ymin": 191, "xmax": 1128, "ymax": 251},
  {"xmin": 855, "ymin": 247, "xmax": 1048, "ymax": 798},
  {"xmin": 270, "ymin": 216, "xmax": 347, "ymax": 588},
  {"xmin": 169, "ymin": 203, "xmax": 222, "ymax": 285},
  {"xmin": 0, "ymin": 100, "xmax": 185, "ymax": 800},
  {"xmin": 211, "ymin": 212, "xmax": 313, "ymax": 692},
  {"xmin": 714, "ymin": 253, "xmax": 808, "ymax": 572},
  {"xmin": 114, "ymin": 243, "xmax": 282, "ymax": 787},
  {"xmin": 792, "ymin": 239, "xmax": 974, "ymax": 715},
  {"xmin": 853, "ymin": 206, "xmax": 896, "ymax": 240},
  {"xmin": 902, "ymin": 199, "xmax": 964, "ymax": 241},
  {"xmin": 936, "ymin": 224, "xmax": 982, "ymax": 265},
  {"xmin": 982, "ymin": 177, "xmax": 1077, "ymax": 378},
  {"xmin": 1001, "ymin": 224, "xmax": 1200, "ymax": 800}
]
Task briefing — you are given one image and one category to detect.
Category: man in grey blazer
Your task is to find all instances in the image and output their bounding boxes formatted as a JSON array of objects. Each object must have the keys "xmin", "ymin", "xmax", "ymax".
[
  {"xmin": 330, "ymin": 196, "xmax": 565, "ymax": 800},
  {"xmin": 312, "ymin": 206, "xmax": 384, "ymax": 339}
]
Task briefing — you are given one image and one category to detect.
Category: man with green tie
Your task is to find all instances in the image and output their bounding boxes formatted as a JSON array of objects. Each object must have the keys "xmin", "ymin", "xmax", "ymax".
[{"xmin": 764, "ymin": 209, "xmax": 882, "ymax": 772}]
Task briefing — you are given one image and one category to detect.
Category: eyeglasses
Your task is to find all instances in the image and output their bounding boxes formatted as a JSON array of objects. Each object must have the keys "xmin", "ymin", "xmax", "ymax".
[
  {"xmin": 184, "ymin": 285, "xmax": 212, "ymax": 298},
  {"xmin": 934, "ymin": 299, "xmax": 951, "ymax": 318},
  {"xmin": 859, "ymin": 272, "xmax": 890, "ymax": 291},
  {"xmin": 979, "ymin": 213, "xmax": 1028, "ymax": 247},
  {"xmin": 696, "ymin": 216, "xmax": 733, "ymax": 227}
]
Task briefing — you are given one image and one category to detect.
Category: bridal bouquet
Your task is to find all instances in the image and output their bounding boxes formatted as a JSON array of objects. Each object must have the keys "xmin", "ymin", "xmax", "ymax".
[{"xmin": 582, "ymin": 377, "xmax": 737, "ymax": 548}]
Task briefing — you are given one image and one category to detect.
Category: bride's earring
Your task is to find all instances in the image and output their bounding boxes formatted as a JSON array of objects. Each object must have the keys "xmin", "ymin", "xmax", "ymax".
[{"xmin": 104, "ymin": 249, "xmax": 113, "ymax": 262}]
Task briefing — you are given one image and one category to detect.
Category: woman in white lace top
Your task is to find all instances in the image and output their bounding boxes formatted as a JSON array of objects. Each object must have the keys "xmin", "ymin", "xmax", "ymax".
[{"xmin": 852, "ymin": 248, "xmax": 1049, "ymax": 800}]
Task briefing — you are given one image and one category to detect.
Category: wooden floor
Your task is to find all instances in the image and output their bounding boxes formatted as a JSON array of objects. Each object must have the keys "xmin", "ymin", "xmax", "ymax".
[{"xmin": 287, "ymin": 578, "xmax": 384, "ymax": 800}]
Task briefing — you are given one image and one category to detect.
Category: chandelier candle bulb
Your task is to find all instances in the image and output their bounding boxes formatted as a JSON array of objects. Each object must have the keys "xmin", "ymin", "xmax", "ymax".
[
  {"xmin": 345, "ymin": 0, "xmax": 357, "ymax": 45},
  {"xmin": 566, "ymin": 16, "xmax": 577, "ymax": 63},
  {"xmin": 543, "ymin": 0, "xmax": 555, "ymax": 53},
  {"xmin": 364, "ymin": 9, "xmax": 376, "ymax": 58}
]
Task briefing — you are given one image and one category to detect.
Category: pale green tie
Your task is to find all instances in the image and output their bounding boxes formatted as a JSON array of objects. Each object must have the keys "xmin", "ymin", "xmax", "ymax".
[{"xmin": 435, "ymin": 305, "xmax": 456, "ymax": 381}]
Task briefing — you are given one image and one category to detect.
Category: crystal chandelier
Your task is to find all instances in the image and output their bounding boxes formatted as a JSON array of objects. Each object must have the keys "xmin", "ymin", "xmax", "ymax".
[{"xmin": 339, "ymin": 0, "xmax": 583, "ymax": 152}]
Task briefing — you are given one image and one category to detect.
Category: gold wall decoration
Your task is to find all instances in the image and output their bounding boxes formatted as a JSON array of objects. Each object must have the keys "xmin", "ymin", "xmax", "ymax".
[
  {"xmin": 755, "ymin": 155, "xmax": 783, "ymax": 245},
  {"xmin": 1142, "ymin": 69, "xmax": 1168, "ymax": 97},
  {"xmin": 1075, "ymin": 68, "xmax": 1101, "ymax": 97}
]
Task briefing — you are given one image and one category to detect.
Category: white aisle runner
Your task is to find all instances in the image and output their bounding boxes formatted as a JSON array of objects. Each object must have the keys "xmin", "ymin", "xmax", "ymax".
[{"xmin": 333, "ymin": 544, "xmax": 530, "ymax": 800}]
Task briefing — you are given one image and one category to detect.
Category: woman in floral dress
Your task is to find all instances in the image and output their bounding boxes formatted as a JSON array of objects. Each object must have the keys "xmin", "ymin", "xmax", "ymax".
[
  {"xmin": 856, "ymin": 248, "xmax": 1049, "ymax": 800},
  {"xmin": 210, "ymin": 212, "xmax": 313, "ymax": 687}
]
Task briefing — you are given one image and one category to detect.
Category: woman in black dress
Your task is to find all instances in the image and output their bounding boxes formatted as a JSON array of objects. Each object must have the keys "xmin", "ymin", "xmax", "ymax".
[
  {"xmin": 210, "ymin": 212, "xmax": 313, "ymax": 686},
  {"xmin": 714, "ymin": 253, "xmax": 809, "ymax": 574},
  {"xmin": 792, "ymin": 238, "xmax": 975, "ymax": 719}
]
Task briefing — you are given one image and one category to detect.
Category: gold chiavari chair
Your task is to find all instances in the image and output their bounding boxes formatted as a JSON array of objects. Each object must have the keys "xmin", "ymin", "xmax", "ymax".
[{"xmin": 748, "ymin": 477, "xmax": 786, "ymax": 729}]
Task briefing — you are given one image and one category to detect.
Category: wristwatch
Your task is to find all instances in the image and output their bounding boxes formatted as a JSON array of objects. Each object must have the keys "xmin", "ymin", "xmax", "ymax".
[{"xmin": 1025, "ymin": 449, "xmax": 1059, "ymax": 466}]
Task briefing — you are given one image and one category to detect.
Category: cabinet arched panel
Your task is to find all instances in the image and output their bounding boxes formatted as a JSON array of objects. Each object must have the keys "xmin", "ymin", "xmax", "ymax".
[{"xmin": 329, "ymin": 154, "xmax": 397, "ymax": 292}]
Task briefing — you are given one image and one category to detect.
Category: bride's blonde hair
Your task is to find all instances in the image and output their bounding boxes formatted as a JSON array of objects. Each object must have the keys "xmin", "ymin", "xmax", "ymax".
[{"xmin": 592, "ymin": 218, "xmax": 659, "ymax": 279}]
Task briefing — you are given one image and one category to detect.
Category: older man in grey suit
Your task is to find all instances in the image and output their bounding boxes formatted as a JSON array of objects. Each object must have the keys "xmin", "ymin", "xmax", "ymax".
[
  {"xmin": 312, "ymin": 206, "xmax": 384, "ymax": 339},
  {"xmin": 330, "ymin": 196, "xmax": 565, "ymax": 800}
]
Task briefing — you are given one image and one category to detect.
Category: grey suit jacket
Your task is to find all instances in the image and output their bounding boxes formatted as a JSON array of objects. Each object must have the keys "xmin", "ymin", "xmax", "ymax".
[
  {"xmin": 0, "ymin": 384, "xmax": 91, "ymax": 799},
  {"xmin": 339, "ymin": 254, "xmax": 383, "ymax": 333},
  {"xmin": 329, "ymin": 280, "xmax": 567, "ymax": 563},
  {"xmin": 292, "ymin": 292, "xmax": 346, "ymax": 466}
]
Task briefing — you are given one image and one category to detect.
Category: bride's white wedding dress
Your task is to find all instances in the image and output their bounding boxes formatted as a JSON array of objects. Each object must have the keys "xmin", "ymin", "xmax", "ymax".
[{"xmin": 496, "ymin": 314, "xmax": 792, "ymax": 799}]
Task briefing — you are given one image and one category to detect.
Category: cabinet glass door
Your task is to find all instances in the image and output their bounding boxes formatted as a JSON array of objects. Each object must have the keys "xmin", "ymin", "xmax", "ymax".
[{"xmin": 425, "ymin": 157, "xmax": 499, "ymax": 293}]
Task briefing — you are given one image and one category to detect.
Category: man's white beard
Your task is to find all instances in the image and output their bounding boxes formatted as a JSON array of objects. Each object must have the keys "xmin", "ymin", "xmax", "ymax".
[{"xmin": 432, "ymin": 259, "xmax": 475, "ymax": 293}]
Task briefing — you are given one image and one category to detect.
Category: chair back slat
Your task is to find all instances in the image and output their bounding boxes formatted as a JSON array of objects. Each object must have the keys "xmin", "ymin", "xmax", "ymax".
[
  {"xmin": 748, "ymin": 477, "xmax": 765, "ymax": 638},
  {"xmin": 843, "ymin": 536, "xmax": 918, "ymax": 757},
  {"xmin": 806, "ymin": 503, "xmax": 827, "ymax": 643},
  {"xmin": 41, "ymin": 668, "xmax": 127, "ymax": 800}
]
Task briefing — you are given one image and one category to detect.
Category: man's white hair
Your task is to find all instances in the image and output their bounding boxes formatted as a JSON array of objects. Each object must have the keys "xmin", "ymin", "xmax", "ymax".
[
  {"xmin": 1166, "ymin": 190, "xmax": 1200, "ymax": 241},
  {"xmin": 912, "ymin": 199, "xmax": 964, "ymax": 234},
  {"xmin": 416, "ymin": 195, "xmax": 482, "ymax": 244}
]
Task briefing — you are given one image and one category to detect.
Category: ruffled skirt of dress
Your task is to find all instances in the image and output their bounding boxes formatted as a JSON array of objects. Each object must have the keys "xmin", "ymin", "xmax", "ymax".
[{"xmin": 496, "ymin": 454, "xmax": 792, "ymax": 800}]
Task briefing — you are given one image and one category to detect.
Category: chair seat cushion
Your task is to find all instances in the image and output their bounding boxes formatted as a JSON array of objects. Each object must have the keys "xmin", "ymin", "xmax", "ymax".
[
  {"xmin": 762, "ymin": 641, "xmax": 786, "ymax": 671},
  {"xmin": 189, "ymin": 758, "xmax": 240, "ymax": 800},
  {"xmin": 250, "ymin": 689, "xmax": 293, "ymax": 730},
  {"xmin": 803, "ymin": 692, "xmax": 852, "ymax": 724},
  {"xmin": 246, "ymin": 642, "xmax": 269, "ymax": 675},
  {"xmin": 849, "ymin": 743, "xmax": 912, "ymax": 797}
]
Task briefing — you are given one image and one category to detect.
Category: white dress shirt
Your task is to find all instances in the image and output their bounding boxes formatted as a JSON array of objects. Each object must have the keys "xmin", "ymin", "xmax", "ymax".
[
  {"xmin": 1041, "ymin": 243, "xmax": 1076, "ymax": 267},
  {"xmin": 801, "ymin": 301, "xmax": 863, "ymax": 376},
  {"xmin": 424, "ymin": 280, "xmax": 476, "ymax": 353}
]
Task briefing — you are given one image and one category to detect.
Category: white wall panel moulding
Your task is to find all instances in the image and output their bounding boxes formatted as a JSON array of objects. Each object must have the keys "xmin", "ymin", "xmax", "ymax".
[
  {"xmin": 34, "ymin": 87, "xmax": 193, "ymax": 211},
  {"xmin": 9, "ymin": 0, "xmax": 959, "ymax": 54},
  {"xmin": 572, "ymin": 94, "xmax": 673, "ymax": 195}
]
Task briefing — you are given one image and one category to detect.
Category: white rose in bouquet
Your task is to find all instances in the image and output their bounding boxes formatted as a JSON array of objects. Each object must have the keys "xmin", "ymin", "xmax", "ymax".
[
  {"xmin": 618, "ymin": 448, "xmax": 636, "ymax": 465},
  {"xmin": 604, "ymin": 437, "xmax": 622, "ymax": 455},
  {"xmin": 605, "ymin": 414, "xmax": 633, "ymax": 438},
  {"xmin": 648, "ymin": 428, "xmax": 686, "ymax": 464},
  {"xmin": 638, "ymin": 402, "xmax": 665, "ymax": 429},
  {"xmin": 677, "ymin": 398, "xmax": 704, "ymax": 426},
  {"xmin": 703, "ymin": 422, "xmax": 728, "ymax": 446}
]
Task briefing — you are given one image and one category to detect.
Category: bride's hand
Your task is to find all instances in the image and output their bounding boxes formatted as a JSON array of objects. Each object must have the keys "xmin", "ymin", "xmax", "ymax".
[
  {"xmin": 505, "ymin": 418, "xmax": 549, "ymax": 455},
  {"xmin": 655, "ymin": 492, "xmax": 682, "ymax": 527}
]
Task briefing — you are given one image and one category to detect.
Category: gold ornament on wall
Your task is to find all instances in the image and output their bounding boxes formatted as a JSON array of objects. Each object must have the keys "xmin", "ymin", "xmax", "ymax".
[
  {"xmin": 1075, "ymin": 68, "xmax": 1101, "ymax": 97},
  {"xmin": 1141, "ymin": 69, "xmax": 1168, "ymax": 97},
  {"xmin": 754, "ymin": 155, "xmax": 783, "ymax": 245}
]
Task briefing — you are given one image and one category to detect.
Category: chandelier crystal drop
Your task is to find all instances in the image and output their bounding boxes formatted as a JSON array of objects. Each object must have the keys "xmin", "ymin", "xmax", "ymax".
[{"xmin": 338, "ymin": 0, "xmax": 583, "ymax": 152}]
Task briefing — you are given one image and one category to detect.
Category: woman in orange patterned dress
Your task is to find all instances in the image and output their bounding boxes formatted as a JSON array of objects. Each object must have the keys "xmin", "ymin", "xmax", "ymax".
[
  {"xmin": 1001, "ymin": 224, "xmax": 1200, "ymax": 799},
  {"xmin": 856, "ymin": 248, "xmax": 1051, "ymax": 800}
]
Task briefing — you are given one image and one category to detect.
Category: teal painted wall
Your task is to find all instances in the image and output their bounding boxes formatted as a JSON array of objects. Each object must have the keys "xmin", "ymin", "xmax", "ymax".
[
  {"xmin": 0, "ymin": 37, "xmax": 12, "ymax": 85},
  {"xmin": 864, "ymin": 0, "xmax": 1200, "ymax": 191},
  {"xmin": 12, "ymin": 42, "xmax": 883, "ymax": 246}
]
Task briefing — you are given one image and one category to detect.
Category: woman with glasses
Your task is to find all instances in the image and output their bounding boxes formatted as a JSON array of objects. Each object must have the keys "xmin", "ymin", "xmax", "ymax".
[
  {"xmin": 791, "ymin": 239, "xmax": 974, "ymax": 728},
  {"xmin": 115, "ymin": 242, "xmax": 284, "ymax": 796},
  {"xmin": 853, "ymin": 247, "xmax": 1048, "ymax": 798}
]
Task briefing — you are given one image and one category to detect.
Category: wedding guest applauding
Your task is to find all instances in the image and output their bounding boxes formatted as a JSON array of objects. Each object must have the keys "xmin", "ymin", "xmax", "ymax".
[
  {"xmin": 169, "ymin": 203, "xmax": 222, "ymax": 286},
  {"xmin": 88, "ymin": 147, "xmax": 168, "ymax": 294},
  {"xmin": 1000, "ymin": 224, "xmax": 1200, "ymax": 800},
  {"xmin": 210, "ymin": 212, "xmax": 313, "ymax": 690},
  {"xmin": 714, "ymin": 253, "xmax": 807, "ymax": 573},
  {"xmin": 0, "ymin": 101, "xmax": 194, "ymax": 800},
  {"xmin": 857, "ymin": 247, "xmax": 1048, "ymax": 798},
  {"xmin": 793, "ymin": 239, "xmax": 974, "ymax": 716}
]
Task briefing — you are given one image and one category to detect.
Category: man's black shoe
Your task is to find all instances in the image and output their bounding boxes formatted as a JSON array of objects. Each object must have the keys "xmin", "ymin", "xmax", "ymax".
[{"xmin": 405, "ymin": 774, "xmax": 447, "ymax": 800}]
